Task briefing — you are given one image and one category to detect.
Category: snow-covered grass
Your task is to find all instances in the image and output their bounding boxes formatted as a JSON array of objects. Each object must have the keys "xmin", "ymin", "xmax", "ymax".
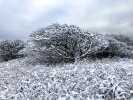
[{"xmin": 0, "ymin": 57, "xmax": 133, "ymax": 100}]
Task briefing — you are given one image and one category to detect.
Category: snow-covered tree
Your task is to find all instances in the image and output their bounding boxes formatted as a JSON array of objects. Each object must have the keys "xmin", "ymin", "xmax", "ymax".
[
  {"xmin": 104, "ymin": 35, "xmax": 133, "ymax": 58},
  {"xmin": 29, "ymin": 23, "xmax": 108, "ymax": 64},
  {"xmin": 0, "ymin": 39, "xmax": 25, "ymax": 61}
]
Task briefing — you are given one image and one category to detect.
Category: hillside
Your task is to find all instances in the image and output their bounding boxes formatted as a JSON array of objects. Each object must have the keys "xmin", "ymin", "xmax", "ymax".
[
  {"xmin": 0, "ymin": 24, "xmax": 133, "ymax": 100},
  {"xmin": 0, "ymin": 57, "xmax": 133, "ymax": 100}
]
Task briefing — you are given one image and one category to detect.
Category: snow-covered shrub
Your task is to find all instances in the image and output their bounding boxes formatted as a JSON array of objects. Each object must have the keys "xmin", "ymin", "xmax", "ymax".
[
  {"xmin": 0, "ymin": 39, "xmax": 25, "ymax": 61},
  {"xmin": 29, "ymin": 23, "xmax": 108, "ymax": 64},
  {"xmin": 107, "ymin": 34, "xmax": 133, "ymax": 46},
  {"xmin": 106, "ymin": 38, "xmax": 123, "ymax": 57},
  {"xmin": 93, "ymin": 34, "xmax": 133, "ymax": 59},
  {"xmin": 104, "ymin": 35, "xmax": 133, "ymax": 58}
]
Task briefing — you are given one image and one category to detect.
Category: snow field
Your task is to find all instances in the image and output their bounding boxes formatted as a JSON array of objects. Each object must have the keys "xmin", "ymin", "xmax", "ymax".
[{"xmin": 0, "ymin": 58, "xmax": 133, "ymax": 100}]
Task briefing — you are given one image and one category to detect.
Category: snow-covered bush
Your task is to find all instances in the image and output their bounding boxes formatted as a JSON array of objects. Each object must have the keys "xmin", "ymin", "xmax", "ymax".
[
  {"xmin": 104, "ymin": 35, "xmax": 133, "ymax": 58},
  {"xmin": 92, "ymin": 34, "xmax": 133, "ymax": 59},
  {"xmin": 0, "ymin": 39, "xmax": 25, "ymax": 61},
  {"xmin": 107, "ymin": 34, "xmax": 133, "ymax": 46},
  {"xmin": 29, "ymin": 23, "xmax": 108, "ymax": 64},
  {"xmin": 22, "ymin": 23, "xmax": 133, "ymax": 64}
]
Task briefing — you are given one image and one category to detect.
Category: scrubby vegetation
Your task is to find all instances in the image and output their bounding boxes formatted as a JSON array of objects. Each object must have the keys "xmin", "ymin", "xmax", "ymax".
[
  {"xmin": 0, "ymin": 58, "xmax": 133, "ymax": 100},
  {"xmin": 25, "ymin": 23, "xmax": 108, "ymax": 64},
  {"xmin": 106, "ymin": 34, "xmax": 133, "ymax": 46},
  {"xmin": 0, "ymin": 23, "xmax": 133, "ymax": 100},
  {"xmin": 0, "ymin": 23, "xmax": 133, "ymax": 64},
  {"xmin": 22, "ymin": 23, "xmax": 133, "ymax": 65},
  {"xmin": 0, "ymin": 39, "xmax": 25, "ymax": 61}
]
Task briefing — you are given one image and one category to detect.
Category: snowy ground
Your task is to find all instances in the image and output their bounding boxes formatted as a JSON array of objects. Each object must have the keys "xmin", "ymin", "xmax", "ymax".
[{"xmin": 0, "ymin": 57, "xmax": 133, "ymax": 100}]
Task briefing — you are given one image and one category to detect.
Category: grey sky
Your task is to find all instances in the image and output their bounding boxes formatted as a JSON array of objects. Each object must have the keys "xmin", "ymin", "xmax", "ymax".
[{"xmin": 0, "ymin": 0, "xmax": 133, "ymax": 40}]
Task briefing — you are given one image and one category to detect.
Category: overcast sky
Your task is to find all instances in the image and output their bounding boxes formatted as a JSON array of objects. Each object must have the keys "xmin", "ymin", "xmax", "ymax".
[{"xmin": 0, "ymin": 0, "xmax": 133, "ymax": 40}]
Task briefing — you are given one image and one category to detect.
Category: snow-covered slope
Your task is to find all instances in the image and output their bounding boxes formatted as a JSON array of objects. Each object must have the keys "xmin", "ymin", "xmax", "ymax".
[{"xmin": 0, "ymin": 58, "xmax": 133, "ymax": 100}]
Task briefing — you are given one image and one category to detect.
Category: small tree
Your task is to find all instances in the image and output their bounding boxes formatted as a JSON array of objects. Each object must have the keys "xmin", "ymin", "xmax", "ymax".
[
  {"xmin": 29, "ymin": 23, "xmax": 108, "ymax": 64},
  {"xmin": 0, "ymin": 39, "xmax": 25, "ymax": 61}
]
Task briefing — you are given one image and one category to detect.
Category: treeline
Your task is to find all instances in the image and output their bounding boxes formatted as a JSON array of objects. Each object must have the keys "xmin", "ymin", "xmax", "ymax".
[{"xmin": 0, "ymin": 23, "xmax": 133, "ymax": 64}]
